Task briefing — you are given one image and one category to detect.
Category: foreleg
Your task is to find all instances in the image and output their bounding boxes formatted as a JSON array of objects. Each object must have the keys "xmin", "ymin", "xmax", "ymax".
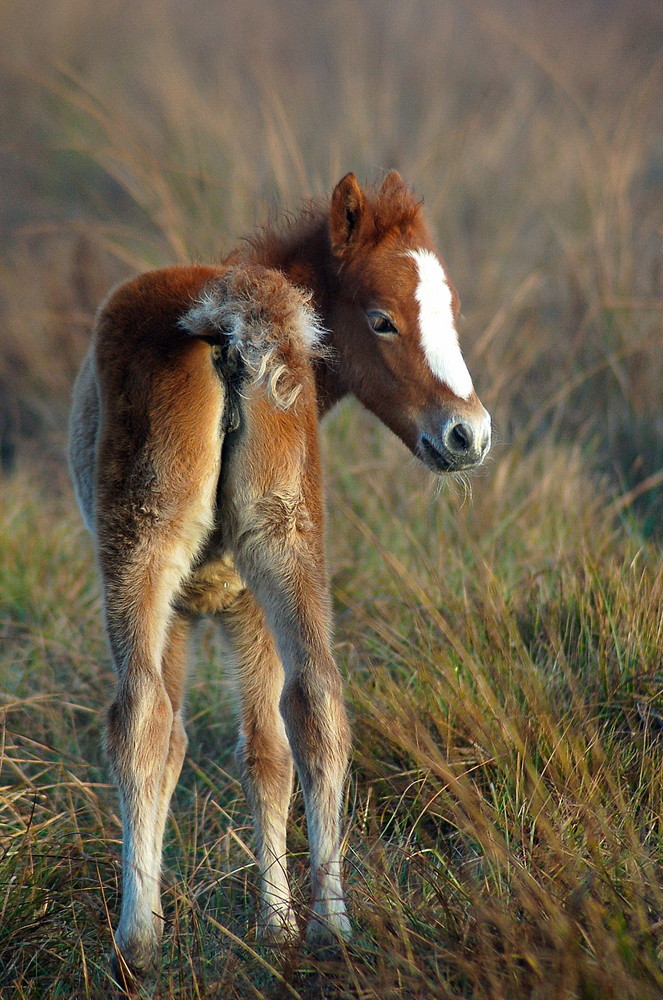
[{"xmin": 218, "ymin": 589, "xmax": 297, "ymax": 941}]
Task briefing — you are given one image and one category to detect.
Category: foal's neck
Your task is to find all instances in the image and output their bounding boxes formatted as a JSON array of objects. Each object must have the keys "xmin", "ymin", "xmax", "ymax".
[{"xmin": 248, "ymin": 214, "xmax": 347, "ymax": 416}]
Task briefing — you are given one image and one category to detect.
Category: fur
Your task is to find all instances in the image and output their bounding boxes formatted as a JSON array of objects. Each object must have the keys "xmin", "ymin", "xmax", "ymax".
[{"xmin": 68, "ymin": 172, "xmax": 491, "ymax": 988}]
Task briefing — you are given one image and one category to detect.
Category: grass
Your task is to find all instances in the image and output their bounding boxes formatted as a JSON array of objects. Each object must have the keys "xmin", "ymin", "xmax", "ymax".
[
  {"xmin": 1, "ymin": 438, "xmax": 661, "ymax": 999},
  {"xmin": 1, "ymin": 0, "xmax": 662, "ymax": 996}
]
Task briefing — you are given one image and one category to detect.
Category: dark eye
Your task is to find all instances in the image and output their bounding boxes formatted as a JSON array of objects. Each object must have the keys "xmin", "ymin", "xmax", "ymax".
[{"xmin": 366, "ymin": 309, "xmax": 398, "ymax": 337}]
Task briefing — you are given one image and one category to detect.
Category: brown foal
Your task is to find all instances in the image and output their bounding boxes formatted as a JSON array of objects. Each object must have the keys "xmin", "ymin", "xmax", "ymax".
[{"xmin": 68, "ymin": 171, "xmax": 491, "ymax": 984}]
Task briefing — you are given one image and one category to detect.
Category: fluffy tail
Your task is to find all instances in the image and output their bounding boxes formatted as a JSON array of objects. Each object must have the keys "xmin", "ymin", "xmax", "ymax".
[{"xmin": 180, "ymin": 264, "xmax": 326, "ymax": 410}]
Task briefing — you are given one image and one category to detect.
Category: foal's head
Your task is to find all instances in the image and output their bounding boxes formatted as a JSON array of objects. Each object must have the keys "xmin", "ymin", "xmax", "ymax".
[{"xmin": 326, "ymin": 172, "xmax": 491, "ymax": 474}]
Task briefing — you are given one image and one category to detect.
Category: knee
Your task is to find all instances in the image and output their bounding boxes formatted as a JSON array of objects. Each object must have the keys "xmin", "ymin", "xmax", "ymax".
[
  {"xmin": 235, "ymin": 730, "xmax": 293, "ymax": 796},
  {"xmin": 106, "ymin": 677, "xmax": 174, "ymax": 777},
  {"xmin": 169, "ymin": 712, "xmax": 188, "ymax": 763},
  {"xmin": 280, "ymin": 673, "xmax": 350, "ymax": 756},
  {"xmin": 280, "ymin": 667, "xmax": 345, "ymax": 719}
]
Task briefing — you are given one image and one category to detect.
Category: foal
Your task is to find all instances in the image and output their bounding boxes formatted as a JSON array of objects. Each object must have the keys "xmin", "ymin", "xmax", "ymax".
[{"xmin": 68, "ymin": 172, "xmax": 491, "ymax": 982}]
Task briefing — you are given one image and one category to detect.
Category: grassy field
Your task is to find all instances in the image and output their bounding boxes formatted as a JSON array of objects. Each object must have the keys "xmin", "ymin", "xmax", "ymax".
[{"xmin": 1, "ymin": 1, "xmax": 662, "ymax": 997}]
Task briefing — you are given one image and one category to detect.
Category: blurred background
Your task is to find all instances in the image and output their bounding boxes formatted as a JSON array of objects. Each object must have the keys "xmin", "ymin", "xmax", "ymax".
[{"xmin": 1, "ymin": 0, "xmax": 662, "ymax": 533}]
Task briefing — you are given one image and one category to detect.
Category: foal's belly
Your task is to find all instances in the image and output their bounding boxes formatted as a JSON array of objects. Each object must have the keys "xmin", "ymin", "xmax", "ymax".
[{"xmin": 177, "ymin": 549, "xmax": 245, "ymax": 617}]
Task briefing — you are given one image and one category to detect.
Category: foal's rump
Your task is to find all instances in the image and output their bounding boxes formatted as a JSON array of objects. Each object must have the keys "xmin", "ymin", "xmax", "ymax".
[
  {"xmin": 68, "ymin": 266, "xmax": 226, "ymax": 546},
  {"xmin": 68, "ymin": 262, "xmax": 323, "ymax": 579}
]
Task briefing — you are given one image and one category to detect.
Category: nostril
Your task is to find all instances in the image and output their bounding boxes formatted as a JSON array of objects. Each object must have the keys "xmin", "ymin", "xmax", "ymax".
[{"xmin": 446, "ymin": 421, "xmax": 473, "ymax": 454}]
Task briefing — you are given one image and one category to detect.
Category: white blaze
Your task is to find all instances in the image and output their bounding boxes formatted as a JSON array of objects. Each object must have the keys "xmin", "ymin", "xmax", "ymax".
[{"xmin": 408, "ymin": 248, "xmax": 473, "ymax": 400}]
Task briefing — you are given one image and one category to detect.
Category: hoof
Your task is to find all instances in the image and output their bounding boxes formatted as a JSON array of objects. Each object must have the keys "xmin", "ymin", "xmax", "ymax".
[
  {"xmin": 259, "ymin": 909, "xmax": 300, "ymax": 947},
  {"xmin": 110, "ymin": 935, "xmax": 159, "ymax": 994},
  {"xmin": 305, "ymin": 910, "xmax": 352, "ymax": 950}
]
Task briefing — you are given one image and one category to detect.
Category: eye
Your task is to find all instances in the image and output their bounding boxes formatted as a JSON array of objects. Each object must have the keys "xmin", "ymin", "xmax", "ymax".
[{"xmin": 366, "ymin": 309, "xmax": 398, "ymax": 337}]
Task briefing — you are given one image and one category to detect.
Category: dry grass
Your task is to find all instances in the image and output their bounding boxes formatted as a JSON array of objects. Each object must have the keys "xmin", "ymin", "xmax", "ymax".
[{"xmin": 1, "ymin": 0, "xmax": 662, "ymax": 996}]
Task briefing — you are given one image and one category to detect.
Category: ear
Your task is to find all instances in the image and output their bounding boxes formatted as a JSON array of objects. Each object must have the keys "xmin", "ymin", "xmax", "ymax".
[
  {"xmin": 380, "ymin": 170, "xmax": 406, "ymax": 198},
  {"xmin": 330, "ymin": 173, "xmax": 366, "ymax": 254}
]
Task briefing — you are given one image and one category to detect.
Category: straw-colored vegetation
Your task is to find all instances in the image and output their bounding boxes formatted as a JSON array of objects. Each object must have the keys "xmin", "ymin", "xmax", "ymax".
[{"xmin": 1, "ymin": 1, "xmax": 662, "ymax": 996}]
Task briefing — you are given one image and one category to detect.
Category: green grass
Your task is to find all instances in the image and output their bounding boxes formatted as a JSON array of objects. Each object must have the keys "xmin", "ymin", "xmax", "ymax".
[
  {"xmin": 1, "ymin": 436, "xmax": 661, "ymax": 998},
  {"xmin": 1, "ymin": 0, "xmax": 662, "ymax": 996}
]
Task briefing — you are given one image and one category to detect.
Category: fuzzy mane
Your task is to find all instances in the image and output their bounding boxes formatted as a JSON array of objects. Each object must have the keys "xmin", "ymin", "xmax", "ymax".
[{"xmin": 244, "ymin": 176, "xmax": 424, "ymax": 268}]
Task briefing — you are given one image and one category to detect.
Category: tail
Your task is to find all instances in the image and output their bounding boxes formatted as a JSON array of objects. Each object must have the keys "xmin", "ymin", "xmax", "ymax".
[{"xmin": 179, "ymin": 264, "xmax": 326, "ymax": 411}]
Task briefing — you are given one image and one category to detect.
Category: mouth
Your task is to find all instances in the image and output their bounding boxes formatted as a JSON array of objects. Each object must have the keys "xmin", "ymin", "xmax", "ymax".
[
  {"xmin": 416, "ymin": 432, "xmax": 484, "ymax": 474},
  {"xmin": 417, "ymin": 434, "xmax": 456, "ymax": 473}
]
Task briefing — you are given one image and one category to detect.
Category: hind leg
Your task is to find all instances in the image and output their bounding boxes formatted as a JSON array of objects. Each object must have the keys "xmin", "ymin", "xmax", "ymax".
[
  {"xmin": 232, "ymin": 500, "xmax": 352, "ymax": 944},
  {"xmin": 218, "ymin": 589, "xmax": 297, "ymax": 942},
  {"xmin": 99, "ymin": 475, "xmax": 218, "ymax": 983},
  {"xmin": 103, "ymin": 563, "xmax": 181, "ymax": 981},
  {"xmin": 151, "ymin": 613, "xmax": 190, "ymax": 923}
]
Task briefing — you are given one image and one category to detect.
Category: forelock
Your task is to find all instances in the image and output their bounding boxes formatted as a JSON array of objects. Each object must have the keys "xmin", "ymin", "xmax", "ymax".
[{"xmin": 371, "ymin": 183, "xmax": 423, "ymax": 242}]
